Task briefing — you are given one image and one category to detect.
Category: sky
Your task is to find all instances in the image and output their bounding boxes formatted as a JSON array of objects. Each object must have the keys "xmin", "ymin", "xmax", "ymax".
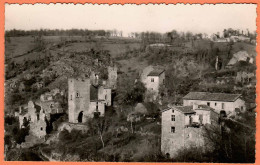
[{"xmin": 5, "ymin": 4, "xmax": 257, "ymax": 36}]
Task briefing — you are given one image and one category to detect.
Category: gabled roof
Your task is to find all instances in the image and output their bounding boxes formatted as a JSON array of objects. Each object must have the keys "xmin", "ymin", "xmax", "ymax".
[
  {"xmin": 162, "ymin": 105, "xmax": 195, "ymax": 114},
  {"xmin": 147, "ymin": 69, "xmax": 165, "ymax": 77},
  {"xmin": 183, "ymin": 92, "xmax": 241, "ymax": 102},
  {"xmin": 173, "ymin": 106, "xmax": 196, "ymax": 114}
]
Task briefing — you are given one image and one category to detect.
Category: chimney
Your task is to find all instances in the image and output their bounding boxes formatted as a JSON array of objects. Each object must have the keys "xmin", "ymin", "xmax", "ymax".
[{"xmin": 193, "ymin": 103, "xmax": 198, "ymax": 110}]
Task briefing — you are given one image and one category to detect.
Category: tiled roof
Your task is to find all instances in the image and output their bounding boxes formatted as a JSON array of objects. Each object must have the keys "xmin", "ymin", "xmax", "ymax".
[
  {"xmin": 173, "ymin": 106, "xmax": 196, "ymax": 114},
  {"xmin": 147, "ymin": 69, "xmax": 165, "ymax": 76},
  {"xmin": 183, "ymin": 92, "xmax": 241, "ymax": 102}
]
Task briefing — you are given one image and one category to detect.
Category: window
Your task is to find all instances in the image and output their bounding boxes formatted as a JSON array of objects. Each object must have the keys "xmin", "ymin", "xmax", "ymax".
[
  {"xmin": 171, "ymin": 126, "xmax": 175, "ymax": 133},
  {"xmin": 215, "ymin": 103, "xmax": 217, "ymax": 106},
  {"xmin": 172, "ymin": 110, "xmax": 174, "ymax": 113},
  {"xmin": 241, "ymin": 106, "xmax": 244, "ymax": 111},
  {"xmin": 151, "ymin": 78, "xmax": 154, "ymax": 82},
  {"xmin": 222, "ymin": 103, "xmax": 225, "ymax": 109},
  {"xmin": 76, "ymin": 92, "xmax": 80, "ymax": 98},
  {"xmin": 70, "ymin": 95, "xmax": 72, "ymax": 100},
  {"xmin": 40, "ymin": 127, "xmax": 43, "ymax": 131},
  {"xmin": 37, "ymin": 114, "xmax": 40, "ymax": 121},
  {"xmin": 105, "ymin": 95, "xmax": 107, "ymax": 100},
  {"xmin": 96, "ymin": 102, "xmax": 98, "ymax": 110},
  {"xmin": 207, "ymin": 102, "xmax": 210, "ymax": 106},
  {"xmin": 171, "ymin": 115, "xmax": 175, "ymax": 121}
]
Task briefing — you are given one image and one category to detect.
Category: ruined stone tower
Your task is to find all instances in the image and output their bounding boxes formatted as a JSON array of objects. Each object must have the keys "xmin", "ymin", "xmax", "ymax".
[
  {"xmin": 108, "ymin": 66, "xmax": 117, "ymax": 89},
  {"xmin": 68, "ymin": 78, "xmax": 90, "ymax": 123}
]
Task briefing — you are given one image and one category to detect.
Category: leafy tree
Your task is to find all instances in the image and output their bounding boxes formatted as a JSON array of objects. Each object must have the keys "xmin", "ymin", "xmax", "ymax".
[
  {"xmin": 116, "ymin": 80, "xmax": 146, "ymax": 107},
  {"xmin": 87, "ymin": 116, "xmax": 110, "ymax": 148}
]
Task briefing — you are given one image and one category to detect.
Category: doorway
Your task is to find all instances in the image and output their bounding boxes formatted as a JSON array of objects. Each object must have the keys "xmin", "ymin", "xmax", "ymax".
[{"xmin": 78, "ymin": 111, "xmax": 83, "ymax": 123}]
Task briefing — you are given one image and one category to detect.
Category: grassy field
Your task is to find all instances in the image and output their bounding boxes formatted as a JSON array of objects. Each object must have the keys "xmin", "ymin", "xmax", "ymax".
[
  {"xmin": 5, "ymin": 36, "xmax": 141, "ymax": 64},
  {"xmin": 5, "ymin": 36, "xmax": 35, "ymax": 59}
]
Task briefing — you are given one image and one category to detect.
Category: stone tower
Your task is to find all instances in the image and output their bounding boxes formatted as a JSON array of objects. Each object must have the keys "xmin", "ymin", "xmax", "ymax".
[
  {"xmin": 108, "ymin": 66, "xmax": 117, "ymax": 89},
  {"xmin": 68, "ymin": 78, "xmax": 90, "ymax": 123}
]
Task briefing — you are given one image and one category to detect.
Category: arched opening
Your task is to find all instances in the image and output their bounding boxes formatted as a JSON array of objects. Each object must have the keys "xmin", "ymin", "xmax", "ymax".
[
  {"xmin": 166, "ymin": 153, "xmax": 170, "ymax": 159},
  {"xmin": 220, "ymin": 110, "xmax": 227, "ymax": 118},
  {"xmin": 78, "ymin": 111, "xmax": 83, "ymax": 123}
]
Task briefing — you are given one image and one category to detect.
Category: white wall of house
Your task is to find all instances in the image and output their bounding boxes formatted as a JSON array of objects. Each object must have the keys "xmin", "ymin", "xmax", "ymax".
[
  {"xmin": 161, "ymin": 108, "xmax": 184, "ymax": 157},
  {"xmin": 194, "ymin": 110, "xmax": 211, "ymax": 124},
  {"xmin": 146, "ymin": 76, "xmax": 160, "ymax": 93},
  {"xmin": 183, "ymin": 98, "xmax": 245, "ymax": 114},
  {"xmin": 146, "ymin": 72, "xmax": 165, "ymax": 94},
  {"xmin": 161, "ymin": 108, "xmax": 204, "ymax": 158}
]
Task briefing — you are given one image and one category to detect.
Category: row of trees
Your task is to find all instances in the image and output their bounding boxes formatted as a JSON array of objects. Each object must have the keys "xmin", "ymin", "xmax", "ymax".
[
  {"xmin": 138, "ymin": 30, "xmax": 206, "ymax": 46},
  {"xmin": 223, "ymin": 28, "xmax": 257, "ymax": 39},
  {"xmin": 5, "ymin": 29, "xmax": 122, "ymax": 38}
]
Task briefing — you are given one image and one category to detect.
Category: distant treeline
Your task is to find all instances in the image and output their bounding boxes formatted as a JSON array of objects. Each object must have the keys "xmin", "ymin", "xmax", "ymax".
[{"xmin": 5, "ymin": 29, "xmax": 112, "ymax": 37}]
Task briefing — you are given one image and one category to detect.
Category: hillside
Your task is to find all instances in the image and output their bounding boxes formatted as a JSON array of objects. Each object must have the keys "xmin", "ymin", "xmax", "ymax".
[{"xmin": 4, "ymin": 35, "xmax": 256, "ymax": 162}]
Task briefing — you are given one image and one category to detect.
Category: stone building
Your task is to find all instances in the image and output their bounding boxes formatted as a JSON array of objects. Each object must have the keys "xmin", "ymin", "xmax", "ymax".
[
  {"xmin": 142, "ymin": 68, "xmax": 165, "ymax": 100},
  {"xmin": 235, "ymin": 71, "xmax": 255, "ymax": 84},
  {"xmin": 226, "ymin": 51, "xmax": 254, "ymax": 68},
  {"xmin": 18, "ymin": 101, "xmax": 47, "ymax": 139},
  {"xmin": 89, "ymin": 85, "xmax": 105, "ymax": 118},
  {"xmin": 98, "ymin": 85, "xmax": 112, "ymax": 106},
  {"xmin": 68, "ymin": 78, "xmax": 112, "ymax": 123},
  {"xmin": 40, "ymin": 100, "xmax": 63, "ymax": 120},
  {"xmin": 68, "ymin": 78, "xmax": 91, "ymax": 123},
  {"xmin": 183, "ymin": 92, "xmax": 246, "ymax": 115},
  {"xmin": 161, "ymin": 104, "xmax": 218, "ymax": 158}
]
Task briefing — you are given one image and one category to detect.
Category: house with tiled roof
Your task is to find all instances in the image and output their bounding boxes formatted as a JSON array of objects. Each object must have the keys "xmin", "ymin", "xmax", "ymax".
[
  {"xmin": 161, "ymin": 103, "xmax": 218, "ymax": 158},
  {"xmin": 183, "ymin": 92, "xmax": 245, "ymax": 115},
  {"xmin": 141, "ymin": 66, "xmax": 165, "ymax": 100}
]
